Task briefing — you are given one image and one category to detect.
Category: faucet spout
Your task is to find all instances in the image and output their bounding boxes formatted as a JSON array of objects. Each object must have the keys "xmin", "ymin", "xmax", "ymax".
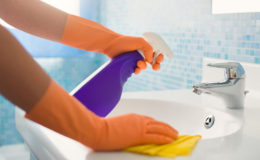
[{"xmin": 192, "ymin": 62, "xmax": 247, "ymax": 109}]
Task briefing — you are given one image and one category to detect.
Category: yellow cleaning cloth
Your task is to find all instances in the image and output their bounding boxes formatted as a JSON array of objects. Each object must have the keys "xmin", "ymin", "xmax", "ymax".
[{"xmin": 123, "ymin": 135, "xmax": 201, "ymax": 158}]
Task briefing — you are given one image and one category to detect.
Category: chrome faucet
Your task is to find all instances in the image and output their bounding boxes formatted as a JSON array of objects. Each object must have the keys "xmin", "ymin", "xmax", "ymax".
[{"xmin": 193, "ymin": 62, "xmax": 247, "ymax": 109}]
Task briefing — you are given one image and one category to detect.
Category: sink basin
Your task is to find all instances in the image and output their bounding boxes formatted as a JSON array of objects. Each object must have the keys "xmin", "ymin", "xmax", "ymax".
[
  {"xmin": 109, "ymin": 99, "xmax": 242, "ymax": 139},
  {"xmin": 15, "ymin": 96, "xmax": 242, "ymax": 160}
]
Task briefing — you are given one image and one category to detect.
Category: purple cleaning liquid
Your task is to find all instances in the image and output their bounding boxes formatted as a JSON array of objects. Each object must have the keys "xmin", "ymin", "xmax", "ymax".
[{"xmin": 72, "ymin": 51, "xmax": 143, "ymax": 117}]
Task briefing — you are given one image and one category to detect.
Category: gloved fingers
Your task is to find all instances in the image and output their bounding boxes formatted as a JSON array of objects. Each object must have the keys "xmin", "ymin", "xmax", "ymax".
[
  {"xmin": 135, "ymin": 50, "xmax": 164, "ymax": 73},
  {"xmin": 137, "ymin": 38, "xmax": 153, "ymax": 63},
  {"xmin": 134, "ymin": 60, "xmax": 147, "ymax": 75},
  {"xmin": 135, "ymin": 62, "xmax": 161, "ymax": 74},
  {"xmin": 147, "ymin": 121, "xmax": 178, "ymax": 139},
  {"xmin": 156, "ymin": 54, "xmax": 164, "ymax": 63},
  {"xmin": 148, "ymin": 120, "xmax": 176, "ymax": 131},
  {"xmin": 152, "ymin": 63, "xmax": 160, "ymax": 71},
  {"xmin": 146, "ymin": 124, "xmax": 178, "ymax": 139},
  {"xmin": 137, "ymin": 60, "xmax": 147, "ymax": 70},
  {"xmin": 151, "ymin": 53, "xmax": 164, "ymax": 71},
  {"xmin": 149, "ymin": 53, "xmax": 163, "ymax": 71},
  {"xmin": 134, "ymin": 67, "xmax": 141, "ymax": 74},
  {"xmin": 143, "ymin": 134, "xmax": 173, "ymax": 144}
]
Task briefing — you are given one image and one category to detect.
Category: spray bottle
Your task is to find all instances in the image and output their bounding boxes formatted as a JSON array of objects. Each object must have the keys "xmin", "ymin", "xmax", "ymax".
[{"xmin": 70, "ymin": 32, "xmax": 173, "ymax": 117}]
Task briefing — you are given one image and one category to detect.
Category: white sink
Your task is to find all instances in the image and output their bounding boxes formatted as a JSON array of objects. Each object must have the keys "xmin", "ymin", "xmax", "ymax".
[
  {"xmin": 109, "ymin": 99, "xmax": 242, "ymax": 140},
  {"xmin": 15, "ymin": 94, "xmax": 243, "ymax": 160}
]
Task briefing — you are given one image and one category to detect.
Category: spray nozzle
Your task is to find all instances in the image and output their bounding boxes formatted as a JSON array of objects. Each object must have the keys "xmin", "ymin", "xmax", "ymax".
[{"xmin": 138, "ymin": 32, "xmax": 174, "ymax": 64}]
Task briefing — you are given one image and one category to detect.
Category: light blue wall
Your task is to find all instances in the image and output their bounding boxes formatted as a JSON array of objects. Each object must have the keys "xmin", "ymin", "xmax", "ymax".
[
  {"xmin": 99, "ymin": 0, "xmax": 260, "ymax": 91},
  {"xmin": 0, "ymin": 97, "xmax": 24, "ymax": 145}
]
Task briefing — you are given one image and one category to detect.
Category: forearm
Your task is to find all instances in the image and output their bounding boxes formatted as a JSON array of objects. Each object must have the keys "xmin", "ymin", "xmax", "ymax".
[
  {"xmin": 0, "ymin": 25, "xmax": 51, "ymax": 112},
  {"xmin": 0, "ymin": 0, "xmax": 67, "ymax": 41}
]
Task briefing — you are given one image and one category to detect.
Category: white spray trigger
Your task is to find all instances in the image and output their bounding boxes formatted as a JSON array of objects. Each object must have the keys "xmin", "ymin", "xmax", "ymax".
[{"xmin": 137, "ymin": 32, "xmax": 173, "ymax": 64}]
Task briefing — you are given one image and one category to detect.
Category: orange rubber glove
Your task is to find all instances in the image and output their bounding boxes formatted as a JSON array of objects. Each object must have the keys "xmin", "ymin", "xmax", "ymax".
[
  {"xmin": 60, "ymin": 14, "xmax": 164, "ymax": 74},
  {"xmin": 25, "ymin": 80, "xmax": 178, "ymax": 151}
]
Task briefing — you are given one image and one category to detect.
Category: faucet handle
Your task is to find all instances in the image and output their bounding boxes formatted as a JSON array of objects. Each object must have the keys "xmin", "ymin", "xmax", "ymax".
[
  {"xmin": 207, "ymin": 62, "xmax": 245, "ymax": 79},
  {"xmin": 208, "ymin": 62, "xmax": 239, "ymax": 69}
]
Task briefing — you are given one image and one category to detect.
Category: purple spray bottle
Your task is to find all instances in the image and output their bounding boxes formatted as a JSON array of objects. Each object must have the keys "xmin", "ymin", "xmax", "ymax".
[{"xmin": 70, "ymin": 32, "xmax": 173, "ymax": 117}]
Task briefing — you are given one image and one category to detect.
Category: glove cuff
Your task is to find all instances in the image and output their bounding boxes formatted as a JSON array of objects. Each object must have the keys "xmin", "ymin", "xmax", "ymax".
[
  {"xmin": 25, "ymin": 79, "xmax": 102, "ymax": 149},
  {"xmin": 60, "ymin": 14, "xmax": 120, "ymax": 55}
]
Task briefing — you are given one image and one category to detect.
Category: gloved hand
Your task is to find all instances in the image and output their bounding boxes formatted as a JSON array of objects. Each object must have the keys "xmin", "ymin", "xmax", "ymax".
[
  {"xmin": 60, "ymin": 15, "xmax": 164, "ymax": 74},
  {"xmin": 25, "ymin": 80, "xmax": 178, "ymax": 151},
  {"xmin": 97, "ymin": 113, "xmax": 178, "ymax": 150}
]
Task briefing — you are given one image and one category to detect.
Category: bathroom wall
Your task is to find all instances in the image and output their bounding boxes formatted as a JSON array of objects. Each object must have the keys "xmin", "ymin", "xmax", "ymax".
[{"xmin": 99, "ymin": 0, "xmax": 260, "ymax": 91}]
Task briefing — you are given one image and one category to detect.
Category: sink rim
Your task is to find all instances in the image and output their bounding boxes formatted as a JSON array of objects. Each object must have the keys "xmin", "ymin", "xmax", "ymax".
[
  {"xmin": 110, "ymin": 98, "xmax": 243, "ymax": 140},
  {"xmin": 14, "ymin": 89, "xmax": 253, "ymax": 160}
]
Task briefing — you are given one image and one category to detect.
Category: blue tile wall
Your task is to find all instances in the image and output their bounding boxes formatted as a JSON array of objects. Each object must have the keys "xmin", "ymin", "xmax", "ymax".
[
  {"xmin": 99, "ymin": 0, "xmax": 260, "ymax": 91},
  {"xmin": 0, "ymin": 97, "xmax": 24, "ymax": 145},
  {"xmin": 35, "ymin": 57, "xmax": 106, "ymax": 92}
]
